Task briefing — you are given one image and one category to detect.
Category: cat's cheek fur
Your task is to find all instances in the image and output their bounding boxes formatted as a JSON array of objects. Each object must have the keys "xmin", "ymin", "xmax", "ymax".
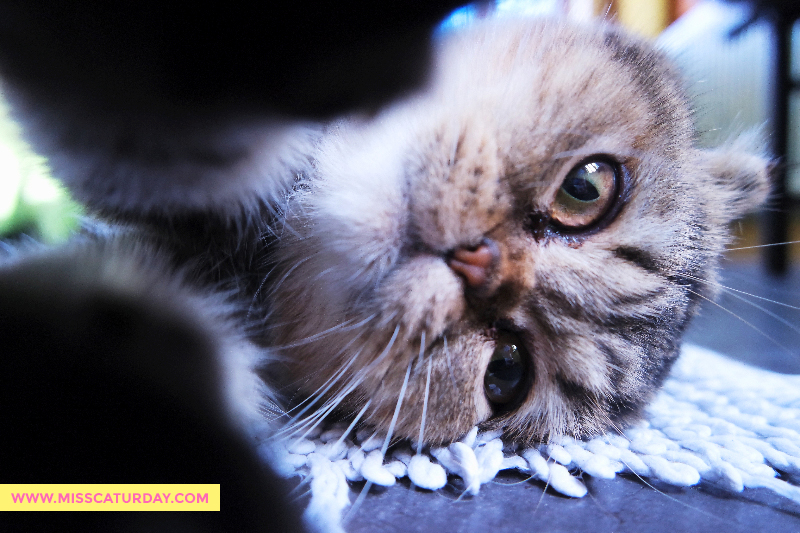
[
  {"xmin": 365, "ymin": 333, "xmax": 496, "ymax": 445},
  {"xmin": 305, "ymin": 122, "xmax": 412, "ymax": 284},
  {"xmin": 271, "ymin": 254, "xmax": 473, "ymax": 441}
]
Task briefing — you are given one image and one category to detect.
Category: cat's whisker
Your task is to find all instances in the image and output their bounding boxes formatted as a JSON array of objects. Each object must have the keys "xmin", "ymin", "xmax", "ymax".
[
  {"xmin": 288, "ymin": 487, "xmax": 312, "ymax": 506},
  {"xmin": 264, "ymin": 254, "xmax": 314, "ymax": 299},
  {"xmin": 417, "ymin": 356, "xmax": 433, "ymax": 455},
  {"xmin": 280, "ymin": 366, "xmax": 373, "ymax": 442},
  {"xmin": 286, "ymin": 473, "xmax": 312, "ymax": 497},
  {"xmin": 271, "ymin": 314, "xmax": 377, "ymax": 350},
  {"xmin": 280, "ymin": 324, "xmax": 402, "ymax": 440},
  {"xmin": 685, "ymin": 288, "xmax": 796, "ymax": 355},
  {"xmin": 380, "ymin": 360, "xmax": 413, "ymax": 456},
  {"xmin": 608, "ymin": 444, "xmax": 739, "ymax": 526},
  {"xmin": 326, "ymin": 347, "xmax": 400, "ymax": 422},
  {"xmin": 347, "ymin": 257, "xmax": 394, "ymax": 287},
  {"xmin": 604, "ymin": 360, "xmax": 626, "ymax": 374},
  {"xmin": 277, "ymin": 400, "xmax": 338, "ymax": 442},
  {"xmin": 669, "ymin": 270, "xmax": 800, "ymax": 355},
  {"xmin": 605, "ymin": 417, "xmax": 626, "ymax": 435},
  {"xmin": 531, "ymin": 456, "xmax": 553, "ymax": 517},
  {"xmin": 492, "ymin": 474, "xmax": 535, "ymax": 487},
  {"xmin": 417, "ymin": 331, "xmax": 426, "ymax": 368},
  {"xmin": 675, "ymin": 272, "xmax": 800, "ymax": 338},
  {"xmin": 281, "ymin": 343, "xmax": 365, "ymax": 422},
  {"xmin": 602, "ymin": 419, "xmax": 738, "ymax": 525},
  {"xmin": 258, "ymin": 220, "xmax": 278, "ymax": 240},
  {"xmin": 276, "ymin": 356, "xmax": 371, "ymax": 439},
  {"xmin": 313, "ymin": 266, "xmax": 336, "ymax": 283},
  {"xmin": 278, "ymin": 211, "xmax": 301, "ymax": 241},
  {"xmin": 377, "ymin": 310, "xmax": 401, "ymax": 329},
  {"xmin": 346, "ymin": 359, "xmax": 413, "ymax": 524},
  {"xmin": 270, "ymin": 346, "xmax": 357, "ymax": 399},
  {"xmin": 345, "ymin": 265, "xmax": 371, "ymax": 284},
  {"xmin": 322, "ymin": 324, "xmax": 402, "ymax": 404},
  {"xmin": 332, "ymin": 399, "xmax": 372, "ymax": 451},
  {"xmin": 277, "ymin": 381, "xmax": 352, "ymax": 438},
  {"xmin": 253, "ymin": 316, "xmax": 313, "ymax": 333},
  {"xmin": 726, "ymin": 240, "xmax": 800, "ymax": 251},
  {"xmin": 454, "ymin": 488, "xmax": 470, "ymax": 502},
  {"xmin": 368, "ymin": 324, "xmax": 402, "ymax": 370},
  {"xmin": 674, "ymin": 271, "xmax": 800, "ymax": 311},
  {"xmin": 277, "ymin": 344, "xmax": 374, "ymax": 439},
  {"xmin": 247, "ymin": 264, "xmax": 283, "ymax": 321}
]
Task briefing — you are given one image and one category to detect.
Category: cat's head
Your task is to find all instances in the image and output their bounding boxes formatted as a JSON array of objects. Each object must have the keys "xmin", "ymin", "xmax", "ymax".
[{"xmin": 269, "ymin": 19, "xmax": 769, "ymax": 445}]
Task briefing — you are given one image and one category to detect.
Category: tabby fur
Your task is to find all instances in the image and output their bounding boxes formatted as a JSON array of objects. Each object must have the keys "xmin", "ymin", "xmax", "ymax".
[{"xmin": 268, "ymin": 18, "xmax": 770, "ymax": 445}]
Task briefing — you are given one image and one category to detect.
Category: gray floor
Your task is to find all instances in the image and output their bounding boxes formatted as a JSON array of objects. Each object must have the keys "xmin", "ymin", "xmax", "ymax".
[{"xmin": 346, "ymin": 259, "xmax": 800, "ymax": 532}]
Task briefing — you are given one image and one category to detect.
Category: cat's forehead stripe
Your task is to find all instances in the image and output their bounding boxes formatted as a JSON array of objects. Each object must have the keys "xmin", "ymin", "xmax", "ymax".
[
  {"xmin": 612, "ymin": 246, "xmax": 661, "ymax": 273},
  {"xmin": 600, "ymin": 30, "xmax": 690, "ymax": 139}
]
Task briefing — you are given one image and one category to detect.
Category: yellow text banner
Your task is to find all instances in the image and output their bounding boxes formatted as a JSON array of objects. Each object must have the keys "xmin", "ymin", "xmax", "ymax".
[{"xmin": 0, "ymin": 484, "xmax": 220, "ymax": 511}]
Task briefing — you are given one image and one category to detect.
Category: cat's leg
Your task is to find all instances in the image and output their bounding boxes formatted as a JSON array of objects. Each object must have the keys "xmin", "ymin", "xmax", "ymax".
[{"xmin": 0, "ymin": 234, "xmax": 300, "ymax": 531}]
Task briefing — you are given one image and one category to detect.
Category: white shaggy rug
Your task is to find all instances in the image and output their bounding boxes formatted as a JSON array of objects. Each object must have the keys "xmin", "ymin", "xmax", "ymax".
[{"xmin": 259, "ymin": 344, "xmax": 800, "ymax": 533}]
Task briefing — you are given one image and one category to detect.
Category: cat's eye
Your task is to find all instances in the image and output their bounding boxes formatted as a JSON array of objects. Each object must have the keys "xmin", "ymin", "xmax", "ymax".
[
  {"xmin": 551, "ymin": 159, "xmax": 619, "ymax": 229},
  {"xmin": 484, "ymin": 331, "xmax": 529, "ymax": 406}
]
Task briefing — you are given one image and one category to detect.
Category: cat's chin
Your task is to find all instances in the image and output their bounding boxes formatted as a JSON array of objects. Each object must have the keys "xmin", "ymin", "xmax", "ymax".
[{"xmin": 276, "ymin": 309, "xmax": 544, "ymax": 445}]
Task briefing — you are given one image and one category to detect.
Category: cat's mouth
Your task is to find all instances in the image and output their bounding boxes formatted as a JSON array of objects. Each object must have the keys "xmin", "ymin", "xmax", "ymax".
[{"xmin": 483, "ymin": 326, "xmax": 532, "ymax": 415}]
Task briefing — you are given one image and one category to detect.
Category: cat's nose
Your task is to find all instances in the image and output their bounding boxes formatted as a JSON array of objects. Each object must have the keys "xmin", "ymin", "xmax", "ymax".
[{"xmin": 447, "ymin": 238, "xmax": 500, "ymax": 290}]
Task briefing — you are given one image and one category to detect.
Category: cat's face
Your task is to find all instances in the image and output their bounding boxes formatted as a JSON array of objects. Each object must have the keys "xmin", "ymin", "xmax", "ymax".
[{"xmin": 269, "ymin": 19, "xmax": 769, "ymax": 445}]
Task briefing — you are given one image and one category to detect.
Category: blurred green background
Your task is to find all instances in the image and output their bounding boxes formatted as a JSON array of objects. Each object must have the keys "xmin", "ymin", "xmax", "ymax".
[{"xmin": 0, "ymin": 89, "xmax": 81, "ymax": 244}]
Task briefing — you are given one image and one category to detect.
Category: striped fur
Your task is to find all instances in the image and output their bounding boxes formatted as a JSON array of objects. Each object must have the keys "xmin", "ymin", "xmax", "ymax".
[{"xmin": 267, "ymin": 18, "xmax": 769, "ymax": 445}]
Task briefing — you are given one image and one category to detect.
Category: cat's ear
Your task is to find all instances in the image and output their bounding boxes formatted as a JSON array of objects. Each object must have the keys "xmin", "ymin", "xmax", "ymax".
[{"xmin": 699, "ymin": 135, "xmax": 772, "ymax": 222}]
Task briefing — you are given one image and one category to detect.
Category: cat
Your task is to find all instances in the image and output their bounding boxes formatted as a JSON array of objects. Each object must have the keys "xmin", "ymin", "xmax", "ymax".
[
  {"xmin": 0, "ymin": 9, "xmax": 770, "ymax": 532},
  {"xmin": 267, "ymin": 17, "xmax": 771, "ymax": 446}
]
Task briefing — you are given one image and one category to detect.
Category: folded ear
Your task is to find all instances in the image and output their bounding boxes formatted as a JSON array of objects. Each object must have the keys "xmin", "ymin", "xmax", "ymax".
[{"xmin": 699, "ymin": 135, "xmax": 771, "ymax": 223}]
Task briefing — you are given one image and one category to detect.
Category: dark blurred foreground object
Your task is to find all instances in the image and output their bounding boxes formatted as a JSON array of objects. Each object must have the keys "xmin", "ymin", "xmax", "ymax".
[
  {"xmin": 0, "ymin": 2, "xmax": 462, "ymax": 531},
  {"xmin": 724, "ymin": 1, "xmax": 800, "ymax": 275},
  {"xmin": 0, "ymin": 1, "xmax": 463, "ymax": 216},
  {"xmin": 0, "ymin": 249, "xmax": 303, "ymax": 532},
  {"xmin": 0, "ymin": 2, "xmax": 461, "ymax": 118}
]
